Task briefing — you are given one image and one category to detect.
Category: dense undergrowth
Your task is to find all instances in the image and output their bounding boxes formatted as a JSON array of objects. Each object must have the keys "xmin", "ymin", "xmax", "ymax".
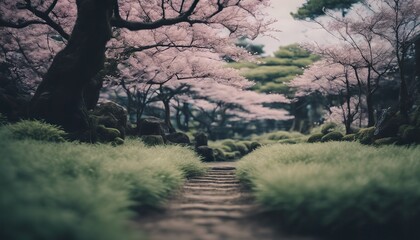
[
  {"xmin": 237, "ymin": 142, "xmax": 420, "ymax": 238},
  {"xmin": 0, "ymin": 123, "xmax": 206, "ymax": 240}
]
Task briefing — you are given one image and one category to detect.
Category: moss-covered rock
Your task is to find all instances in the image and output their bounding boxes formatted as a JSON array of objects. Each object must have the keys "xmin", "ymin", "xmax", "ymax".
[
  {"xmin": 112, "ymin": 137, "xmax": 125, "ymax": 146},
  {"xmin": 91, "ymin": 102, "xmax": 127, "ymax": 138},
  {"xmin": 373, "ymin": 137, "xmax": 398, "ymax": 146},
  {"xmin": 236, "ymin": 143, "xmax": 249, "ymax": 155},
  {"xmin": 213, "ymin": 148, "xmax": 227, "ymax": 161},
  {"xmin": 374, "ymin": 109, "xmax": 406, "ymax": 139},
  {"xmin": 141, "ymin": 135, "xmax": 165, "ymax": 146},
  {"xmin": 321, "ymin": 131, "xmax": 343, "ymax": 142},
  {"xmin": 196, "ymin": 146, "xmax": 215, "ymax": 162},
  {"xmin": 357, "ymin": 127, "xmax": 376, "ymax": 145},
  {"xmin": 97, "ymin": 125, "xmax": 121, "ymax": 142},
  {"xmin": 342, "ymin": 134, "xmax": 357, "ymax": 142},
  {"xmin": 138, "ymin": 117, "xmax": 169, "ymax": 137},
  {"xmin": 222, "ymin": 140, "xmax": 237, "ymax": 151},
  {"xmin": 307, "ymin": 133, "xmax": 324, "ymax": 143},
  {"xmin": 321, "ymin": 122, "xmax": 337, "ymax": 135},
  {"xmin": 166, "ymin": 132, "xmax": 190, "ymax": 146}
]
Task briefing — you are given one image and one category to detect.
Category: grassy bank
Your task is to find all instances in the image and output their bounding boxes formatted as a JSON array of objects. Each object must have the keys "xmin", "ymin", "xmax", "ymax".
[
  {"xmin": 237, "ymin": 142, "xmax": 420, "ymax": 238},
  {"xmin": 0, "ymin": 126, "xmax": 206, "ymax": 240}
]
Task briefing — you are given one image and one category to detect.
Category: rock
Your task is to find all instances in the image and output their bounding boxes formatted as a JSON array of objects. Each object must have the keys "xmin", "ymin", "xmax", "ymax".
[
  {"xmin": 373, "ymin": 137, "xmax": 399, "ymax": 146},
  {"xmin": 91, "ymin": 101, "xmax": 128, "ymax": 138},
  {"xmin": 196, "ymin": 146, "xmax": 215, "ymax": 162},
  {"xmin": 342, "ymin": 134, "xmax": 357, "ymax": 142},
  {"xmin": 357, "ymin": 127, "xmax": 376, "ymax": 145},
  {"xmin": 166, "ymin": 132, "xmax": 191, "ymax": 146},
  {"xmin": 308, "ymin": 133, "xmax": 324, "ymax": 143},
  {"xmin": 374, "ymin": 108, "xmax": 406, "ymax": 139},
  {"xmin": 138, "ymin": 117, "xmax": 169, "ymax": 137},
  {"xmin": 141, "ymin": 135, "xmax": 165, "ymax": 146},
  {"xmin": 112, "ymin": 137, "xmax": 125, "ymax": 146},
  {"xmin": 96, "ymin": 125, "xmax": 121, "ymax": 142},
  {"xmin": 321, "ymin": 131, "xmax": 343, "ymax": 142},
  {"xmin": 194, "ymin": 132, "xmax": 208, "ymax": 148}
]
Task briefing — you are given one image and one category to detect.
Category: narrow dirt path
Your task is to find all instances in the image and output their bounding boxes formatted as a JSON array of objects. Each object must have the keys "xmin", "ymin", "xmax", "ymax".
[{"xmin": 135, "ymin": 162, "xmax": 314, "ymax": 240}]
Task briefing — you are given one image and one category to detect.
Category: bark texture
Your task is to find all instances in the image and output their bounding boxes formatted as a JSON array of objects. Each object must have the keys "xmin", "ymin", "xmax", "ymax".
[{"xmin": 30, "ymin": 0, "xmax": 114, "ymax": 139}]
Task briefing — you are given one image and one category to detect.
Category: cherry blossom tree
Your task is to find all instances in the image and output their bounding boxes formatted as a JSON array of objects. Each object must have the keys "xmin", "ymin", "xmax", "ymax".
[
  {"xmin": 0, "ymin": 0, "xmax": 272, "ymax": 139},
  {"xmin": 174, "ymin": 81, "xmax": 291, "ymax": 138},
  {"xmin": 290, "ymin": 60, "xmax": 363, "ymax": 133},
  {"xmin": 297, "ymin": 0, "xmax": 419, "ymax": 128}
]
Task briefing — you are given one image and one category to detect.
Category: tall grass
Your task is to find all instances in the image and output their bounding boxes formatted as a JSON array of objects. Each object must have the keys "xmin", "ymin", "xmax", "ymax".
[
  {"xmin": 0, "ymin": 126, "xmax": 206, "ymax": 240},
  {"xmin": 237, "ymin": 142, "xmax": 420, "ymax": 238}
]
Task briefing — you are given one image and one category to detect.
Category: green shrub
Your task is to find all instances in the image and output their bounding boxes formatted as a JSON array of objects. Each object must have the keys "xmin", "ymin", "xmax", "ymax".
[
  {"xmin": 221, "ymin": 140, "xmax": 237, "ymax": 151},
  {"xmin": 307, "ymin": 133, "xmax": 323, "ymax": 143},
  {"xmin": 237, "ymin": 142, "xmax": 420, "ymax": 237},
  {"xmin": 236, "ymin": 143, "xmax": 249, "ymax": 155},
  {"xmin": 6, "ymin": 120, "xmax": 67, "ymax": 142},
  {"xmin": 221, "ymin": 145, "xmax": 232, "ymax": 152},
  {"xmin": 321, "ymin": 131, "xmax": 343, "ymax": 142},
  {"xmin": 0, "ymin": 133, "xmax": 205, "ymax": 240},
  {"xmin": 242, "ymin": 141, "xmax": 252, "ymax": 150},
  {"xmin": 321, "ymin": 122, "xmax": 337, "ymax": 135},
  {"xmin": 357, "ymin": 127, "xmax": 376, "ymax": 145},
  {"xmin": 225, "ymin": 152, "xmax": 236, "ymax": 160},
  {"xmin": 214, "ymin": 148, "xmax": 227, "ymax": 161},
  {"xmin": 342, "ymin": 134, "xmax": 356, "ymax": 142}
]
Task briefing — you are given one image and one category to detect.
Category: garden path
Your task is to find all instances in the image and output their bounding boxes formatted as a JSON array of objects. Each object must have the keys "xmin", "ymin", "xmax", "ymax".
[{"xmin": 134, "ymin": 161, "xmax": 315, "ymax": 240}]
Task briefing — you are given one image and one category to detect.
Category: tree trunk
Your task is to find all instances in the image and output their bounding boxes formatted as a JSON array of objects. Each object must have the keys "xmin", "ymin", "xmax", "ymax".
[
  {"xmin": 163, "ymin": 100, "xmax": 175, "ymax": 133},
  {"xmin": 29, "ymin": 0, "xmax": 114, "ymax": 140},
  {"xmin": 399, "ymin": 63, "xmax": 409, "ymax": 119}
]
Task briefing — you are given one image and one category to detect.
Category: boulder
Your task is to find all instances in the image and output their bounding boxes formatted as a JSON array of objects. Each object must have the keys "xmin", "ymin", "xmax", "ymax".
[
  {"xmin": 138, "ymin": 117, "xmax": 169, "ymax": 137},
  {"xmin": 374, "ymin": 108, "xmax": 406, "ymax": 139},
  {"xmin": 91, "ymin": 102, "xmax": 127, "ymax": 138},
  {"xmin": 194, "ymin": 132, "xmax": 208, "ymax": 148},
  {"xmin": 196, "ymin": 146, "xmax": 215, "ymax": 162},
  {"xmin": 141, "ymin": 135, "xmax": 165, "ymax": 146},
  {"xmin": 321, "ymin": 131, "xmax": 343, "ymax": 142},
  {"xmin": 165, "ymin": 132, "xmax": 191, "ymax": 146},
  {"xmin": 96, "ymin": 125, "xmax": 121, "ymax": 142},
  {"xmin": 307, "ymin": 133, "xmax": 324, "ymax": 143}
]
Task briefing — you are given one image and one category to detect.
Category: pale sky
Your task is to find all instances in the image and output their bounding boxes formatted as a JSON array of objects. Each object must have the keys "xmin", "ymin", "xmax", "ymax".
[{"xmin": 254, "ymin": 0, "xmax": 328, "ymax": 55}]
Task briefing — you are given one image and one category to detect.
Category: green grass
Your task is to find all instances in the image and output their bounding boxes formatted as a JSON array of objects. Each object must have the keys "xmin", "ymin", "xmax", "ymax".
[
  {"xmin": 237, "ymin": 142, "xmax": 420, "ymax": 237},
  {"xmin": 0, "ymin": 125, "xmax": 206, "ymax": 240}
]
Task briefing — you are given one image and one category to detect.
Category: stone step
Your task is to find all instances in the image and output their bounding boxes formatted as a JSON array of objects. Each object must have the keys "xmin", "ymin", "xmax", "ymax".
[
  {"xmin": 187, "ymin": 179, "xmax": 240, "ymax": 184},
  {"xmin": 210, "ymin": 167, "xmax": 236, "ymax": 171},
  {"xmin": 182, "ymin": 186, "xmax": 239, "ymax": 192},
  {"xmin": 169, "ymin": 203, "xmax": 256, "ymax": 212},
  {"xmin": 171, "ymin": 209, "xmax": 245, "ymax": 219},
  {"xmin": 183, "ymin": 183, "xmax": 241, "ymax": 188},
  {"xmin": 194, "ymin": 176, "xmax": 237, "ymax": 180},
  {"xmin": 181, "ymin": 190, "xmax": 240, "ymax": 196},
  {"xmin": 206, "ymin": 170, "xmax": 236, "ymax": 174}
]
